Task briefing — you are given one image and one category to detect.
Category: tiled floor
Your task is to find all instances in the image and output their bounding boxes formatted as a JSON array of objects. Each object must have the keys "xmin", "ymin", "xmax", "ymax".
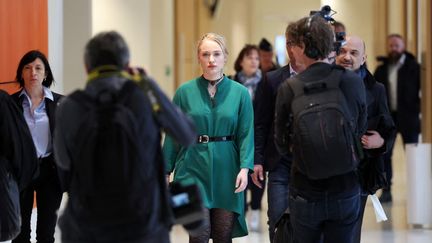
[{"xmin": 11, "ymin": 136, "xmax": 432, "ymax": 243}]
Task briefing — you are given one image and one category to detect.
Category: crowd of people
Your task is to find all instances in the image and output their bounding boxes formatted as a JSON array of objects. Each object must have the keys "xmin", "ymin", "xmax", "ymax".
[{"xmin": 0, "ymin": 8, "xmax": 421, "ymax": 243}]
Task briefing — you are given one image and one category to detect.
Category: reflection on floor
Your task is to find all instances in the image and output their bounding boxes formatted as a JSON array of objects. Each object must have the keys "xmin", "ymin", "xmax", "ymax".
[{"xmin": 19, "ymin": 136, "xmax": 432, "ymax": 243}]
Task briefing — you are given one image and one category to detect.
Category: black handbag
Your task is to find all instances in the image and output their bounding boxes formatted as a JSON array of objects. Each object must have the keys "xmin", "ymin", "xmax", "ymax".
[
  {"xmin": 273, "ymin": 208, "xmax": 293, "ymax": 243},
  {"xmin": 0, "ymin": 158, "xmax": 21, "ymax": 241}
]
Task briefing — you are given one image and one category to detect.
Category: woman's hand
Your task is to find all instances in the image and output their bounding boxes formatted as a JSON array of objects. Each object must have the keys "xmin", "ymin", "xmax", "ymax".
[
  {"xmin": 235, "ymin": 168, "xmax": 249, "ymax": 193},
  {"xmin": 166, "ymin": 174, "xmax": 171, "ymax": 187}
]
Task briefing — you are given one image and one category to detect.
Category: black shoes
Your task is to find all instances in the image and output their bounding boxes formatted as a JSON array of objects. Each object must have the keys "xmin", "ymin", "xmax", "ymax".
[{"xmin": 379, "ymin": 190, "xmax": 392, "ymax": 203}]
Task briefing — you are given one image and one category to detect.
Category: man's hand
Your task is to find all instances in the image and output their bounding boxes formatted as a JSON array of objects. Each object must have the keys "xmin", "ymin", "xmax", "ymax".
[
  {"xmin": 235, "ymin": 168, "xmax": 249, "ymax": 193},
  {"xmin": 361, "ymin": 130, "xmax": 384, "ymax": 149},
  {"xmin": 251, "ymin": 164, "xmax": 265, "ymax": 189}
]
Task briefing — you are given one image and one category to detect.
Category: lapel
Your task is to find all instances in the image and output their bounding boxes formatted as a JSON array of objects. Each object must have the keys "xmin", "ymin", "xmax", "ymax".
[
  {"xmin": 45, "ymin": 93, "xmax": 60, "ymax": 134},
  {"xmin": 12, "ymin": 89, "xmax": 60, "ymax": 134}
]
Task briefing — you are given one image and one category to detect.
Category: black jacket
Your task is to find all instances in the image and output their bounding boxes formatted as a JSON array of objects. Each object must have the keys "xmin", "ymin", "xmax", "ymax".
[
  {"xmin": 360, "ymin": 68, "xmax": 397, "ymax": 194},
  {"xmin": 374, "ymin": 52, "xmax": 420, "ymax": 137},
  {"xmin": 11, "ymin": 90, "xmax": 62, "ymax": 138},
  {"xmin": 11, "ymin": 89, "xmax": 62, "ymax": 177},
  {"xmin": 254, "ymin": 65, "xmax": 293, "ymax": 171},
  {"xmin": 0, "ymin": 90, "xmax": 38, "ymax": 241},
  {"xmin": 1, "ymin": 90, "xmax": 38, "ymax": 190}
]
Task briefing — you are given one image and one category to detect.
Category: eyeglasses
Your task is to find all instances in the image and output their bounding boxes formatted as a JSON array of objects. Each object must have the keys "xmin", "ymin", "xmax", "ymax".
[{"xmin": 286, "ymin": 40, "xmax": 296, "ymax": 47}]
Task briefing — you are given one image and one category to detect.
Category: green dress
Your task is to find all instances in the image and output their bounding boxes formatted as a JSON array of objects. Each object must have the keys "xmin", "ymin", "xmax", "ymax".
[{"xmin": 163, "ymin": 76, "xmax": 254, "ymax": 237}]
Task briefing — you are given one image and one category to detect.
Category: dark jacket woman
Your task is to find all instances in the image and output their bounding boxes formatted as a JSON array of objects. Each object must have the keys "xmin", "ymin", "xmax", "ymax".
[{"xmin": 11, "ymin": 50, "xmax": 63, "ymax": 243}]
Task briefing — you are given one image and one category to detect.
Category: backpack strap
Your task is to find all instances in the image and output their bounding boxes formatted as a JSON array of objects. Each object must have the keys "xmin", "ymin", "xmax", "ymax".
[{"xmin": 288, "ymin": 66, "xmax": 345, "ymax": 97}]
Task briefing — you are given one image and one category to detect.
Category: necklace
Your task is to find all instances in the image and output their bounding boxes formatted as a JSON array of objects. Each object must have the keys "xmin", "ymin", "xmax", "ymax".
[{"xmin": 203, "ymin": 75, "xmax": 224, "ymax": 85}]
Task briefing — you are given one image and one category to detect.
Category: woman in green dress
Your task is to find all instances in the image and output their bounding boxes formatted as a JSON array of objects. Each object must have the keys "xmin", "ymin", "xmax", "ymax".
[{"xmin": 163, "ymin": 33, "xmax": 254, "ymax": 243}]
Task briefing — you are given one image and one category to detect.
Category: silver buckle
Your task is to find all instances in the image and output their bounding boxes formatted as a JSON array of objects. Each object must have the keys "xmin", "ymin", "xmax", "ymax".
[{"xmin": 199, "ymin": 135, "xmax": 209, "ymax": 143}]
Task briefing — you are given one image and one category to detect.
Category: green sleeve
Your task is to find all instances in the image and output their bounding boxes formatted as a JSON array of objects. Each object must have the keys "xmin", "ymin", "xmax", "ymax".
[{"xmin": 236, "ymin": 88, "xmax": 254, "ymax": 171}]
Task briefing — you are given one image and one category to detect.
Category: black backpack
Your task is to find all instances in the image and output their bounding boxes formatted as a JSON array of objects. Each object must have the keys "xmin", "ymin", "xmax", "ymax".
[
  {"xmin": 288, "ymin": 68, "xmax": 361, "ymax": 179},
  {"xmin": 68, "ymin": 79, "xmax": 164, "ymax": 227}
]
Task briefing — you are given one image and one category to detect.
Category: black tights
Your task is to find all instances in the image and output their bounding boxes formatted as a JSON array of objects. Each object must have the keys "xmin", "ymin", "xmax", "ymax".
[{"xmin": 189, "ymin": 208, "xmax": 235, "ymax": 243}]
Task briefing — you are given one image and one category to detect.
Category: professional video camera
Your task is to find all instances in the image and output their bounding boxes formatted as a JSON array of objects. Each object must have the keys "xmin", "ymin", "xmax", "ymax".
[
  {"xmin": 310, "ymin": 5, "xmax": 346, "ymax": 54},
  {"xmin": 169, "ymin": 181, "xmax": 207, "ymax": 236}
]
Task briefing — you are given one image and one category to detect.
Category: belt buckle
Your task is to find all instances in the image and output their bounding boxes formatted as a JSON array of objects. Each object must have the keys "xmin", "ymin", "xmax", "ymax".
[{"xmin": 199, "ymin": 135, "xmax": 209, "ymax": 143}]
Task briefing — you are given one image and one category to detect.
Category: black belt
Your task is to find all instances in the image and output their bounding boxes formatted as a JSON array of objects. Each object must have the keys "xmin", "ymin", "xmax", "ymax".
[{"xmin": 197, "ymin": 135, "xmax": 233, "ymax": 143}]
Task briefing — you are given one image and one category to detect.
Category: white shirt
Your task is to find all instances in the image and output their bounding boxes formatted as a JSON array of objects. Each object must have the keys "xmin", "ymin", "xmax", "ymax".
[{"xmin": 388, "ymin": 54, "xmax": 406, "ymax": 111}]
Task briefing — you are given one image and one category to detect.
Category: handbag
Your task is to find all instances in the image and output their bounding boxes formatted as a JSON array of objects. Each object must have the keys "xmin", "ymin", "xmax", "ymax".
[{"xmin": 273, "ymin": 208, "xmax": 293, "ymax": 243}]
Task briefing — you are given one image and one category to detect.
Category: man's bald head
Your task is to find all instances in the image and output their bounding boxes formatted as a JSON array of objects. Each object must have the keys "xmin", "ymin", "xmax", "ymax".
[{"xmin": 335, "ymin": 35, "xmax": 366, "ymax": 71}]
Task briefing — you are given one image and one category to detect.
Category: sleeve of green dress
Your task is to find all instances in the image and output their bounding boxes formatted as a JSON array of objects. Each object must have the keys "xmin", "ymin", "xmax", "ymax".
[{"xmin": 236, "ymin": 87, "xmax": 254, "ymax": 171}]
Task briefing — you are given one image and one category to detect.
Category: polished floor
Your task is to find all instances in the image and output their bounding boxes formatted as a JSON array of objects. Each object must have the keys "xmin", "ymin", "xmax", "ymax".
[{"xmin": 11, "ymin": 136, "xmax": 432, "ymax": 243}]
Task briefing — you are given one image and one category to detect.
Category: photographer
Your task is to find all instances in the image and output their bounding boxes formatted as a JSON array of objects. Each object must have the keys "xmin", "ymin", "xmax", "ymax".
[
  {"xmin": 274, "ymin": 16, "xmax": 367, "ymax": 243},
  {"xmin": 54, "ymin": 31, "xmax": 196, "ymax": 243}
]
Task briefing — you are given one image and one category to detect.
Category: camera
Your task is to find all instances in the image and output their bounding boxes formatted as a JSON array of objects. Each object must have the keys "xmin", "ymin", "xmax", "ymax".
[
  {"xmin": 169, "ymin": 181, "xmax": 208, "ymax": 236},
  {"xmin": 310, "ymin": 5, "xmax": 346, "ymax": 54},
  {"xmin": 309, "ymin": 5, "xmax": 334, "ymax": 23}
]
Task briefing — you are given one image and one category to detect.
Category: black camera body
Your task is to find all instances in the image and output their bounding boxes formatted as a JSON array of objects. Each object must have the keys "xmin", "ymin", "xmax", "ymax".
[
  {"xmin": 310, "ymin": 5, "xmax": 346, "ymax": 54},
  {"xmin": 169, "ymin": 181, "xmax": 208, "ymax": 236}
]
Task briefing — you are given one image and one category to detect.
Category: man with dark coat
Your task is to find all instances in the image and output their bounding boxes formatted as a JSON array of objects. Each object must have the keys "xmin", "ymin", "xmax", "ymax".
[
  {"xmin": 374, "ymin": 34, "xmax": 421, "ymax": 202},
  {"xmin": 252, "ymin": 24, "xmax": 305, "ymax": 242},
  {"xmin": 0, "ymin": 90, "xmax": 38, "ymax": 241},
  {"xmin": 336, "ymin": 35, "xmax": 397, "ymax": 243}
]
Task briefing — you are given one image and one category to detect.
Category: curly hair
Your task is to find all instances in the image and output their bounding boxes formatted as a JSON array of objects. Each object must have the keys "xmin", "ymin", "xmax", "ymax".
[{"xmin": 286, "ymin": 16, "xmax": 334, "ymax": 60}]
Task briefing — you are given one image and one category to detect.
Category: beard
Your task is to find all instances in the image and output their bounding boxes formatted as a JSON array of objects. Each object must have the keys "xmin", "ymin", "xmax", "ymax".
[{"xmin": 388, "ymin": 51, "xmax": 403, "ymax": 64}]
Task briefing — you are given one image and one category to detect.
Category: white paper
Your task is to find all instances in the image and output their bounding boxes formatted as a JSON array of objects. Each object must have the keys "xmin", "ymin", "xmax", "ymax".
[{"xmin": 370, "ymin": 194, "xmax": 388, "ymax": 222}]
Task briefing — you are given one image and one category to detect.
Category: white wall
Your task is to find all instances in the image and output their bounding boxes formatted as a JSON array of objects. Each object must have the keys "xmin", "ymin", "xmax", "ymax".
[
  {"xmin": 49, "ymin": 0, "xmax": 174, "ymax": 95},
  {"xmin": 92, "ymin": 0, "xmax": 151, "ymax": 70},
  {"xmin": 48, "ymin": 0, "xmax": 63, "ymax": 94},
  {"xmin": 62, "ymin": 0, "xmax": 92, "ymax": 94}
]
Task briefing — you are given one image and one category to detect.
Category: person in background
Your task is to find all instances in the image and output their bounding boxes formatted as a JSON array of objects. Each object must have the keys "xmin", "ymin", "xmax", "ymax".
[
  {"xmin": 163, "ymin": 32, "xmax": 254, "ymax": 243},
  {"xmin": 336, "ymin": 35, "xmax": 396, "ymax": 243},
  {"xmin": 374, "ymin": 34, "xmax": 421, "ymax": 203},
  {"xmin": 258, "ymin": 38, "xmax": 279, "ymax": 73},
  {"xmin": 333, "ymin": 21, "xmax": 346, "ymax": 34},
  {"xmin": 0, "ymin": 90, "xmax": 38, "ymax": 242},
  {"xmin": 11, "ymin": 50, "xmax": 63, "ymax": 243},
  {"xmin": 230, "ymin": 44, "xmax": 263, "ymax": 231},
  {"xmin": 251, "ymin": 21, "xmax": 306, "ymax": 242},
  {"xmin": 274, "ymin": 16, "xmax": 367, "ymax": 243}
]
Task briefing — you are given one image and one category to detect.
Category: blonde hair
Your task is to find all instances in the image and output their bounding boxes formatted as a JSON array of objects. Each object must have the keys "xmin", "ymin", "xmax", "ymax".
[{"xmin": 197, "ymin": 33, "xmax": 229, "ymax": 57}]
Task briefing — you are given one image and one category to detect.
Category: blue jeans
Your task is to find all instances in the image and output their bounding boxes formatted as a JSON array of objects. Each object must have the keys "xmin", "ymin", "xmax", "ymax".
[
  {"xmin": 289, "ymin": 185, "xmax": 361, "ymax": 243},
  {"xmin": 267, "ymin": 160, "xmax": 291, "ymax": 242}
]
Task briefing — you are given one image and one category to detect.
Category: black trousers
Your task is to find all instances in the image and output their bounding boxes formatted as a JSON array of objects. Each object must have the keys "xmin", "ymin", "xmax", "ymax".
[
  {"xmin": 244, "ymin": 173, "xmax": 266, "ymax": 210},
  {"xmin": 12, "ymin": 157, "xmax": 63, "ymax": 243},
  {"xmin": 383, "ymin": 112, "xmax": 419, "ymax": 190}
]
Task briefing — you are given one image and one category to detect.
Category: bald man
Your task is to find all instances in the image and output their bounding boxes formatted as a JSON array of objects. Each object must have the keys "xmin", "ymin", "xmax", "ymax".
[{"xmin": 336, "ymin": 36, "xmax": 396, "ymax": 243}]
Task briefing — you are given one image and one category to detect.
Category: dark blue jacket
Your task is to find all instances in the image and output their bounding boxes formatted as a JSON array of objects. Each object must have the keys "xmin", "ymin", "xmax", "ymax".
[{"xmin": 254, "ymin": 65, "xmax": 293, "ymax": 171}]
